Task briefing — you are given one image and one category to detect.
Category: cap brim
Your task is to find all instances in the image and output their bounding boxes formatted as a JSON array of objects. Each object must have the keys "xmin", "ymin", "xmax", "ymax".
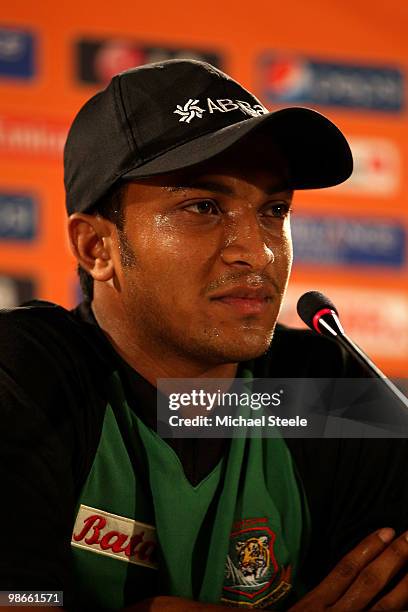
[{"xmin": 121, "ymin": 107, "xmax": 353, "ymax": 189}]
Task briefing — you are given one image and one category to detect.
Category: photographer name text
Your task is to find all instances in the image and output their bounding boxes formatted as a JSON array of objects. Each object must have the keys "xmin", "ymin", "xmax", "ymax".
[{"xmin": 167, "ymin": 414, "xmax": 308, "ymax": 428}]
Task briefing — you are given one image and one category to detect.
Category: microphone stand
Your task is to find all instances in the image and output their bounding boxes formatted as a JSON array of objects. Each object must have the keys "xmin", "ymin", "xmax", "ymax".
[{"xmin": 318, "ymin": 311, "xmax": 408, "ymax": 410}]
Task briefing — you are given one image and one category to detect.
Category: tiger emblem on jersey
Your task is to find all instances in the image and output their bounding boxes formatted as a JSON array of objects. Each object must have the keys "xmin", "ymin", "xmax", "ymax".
[
  {"xmin": 222, "ymin": 518, "xmax": 292, "ymax": 608},
  {"xmin": 236, "ymin": 536, "xmax": 270, "ymax": 581}
]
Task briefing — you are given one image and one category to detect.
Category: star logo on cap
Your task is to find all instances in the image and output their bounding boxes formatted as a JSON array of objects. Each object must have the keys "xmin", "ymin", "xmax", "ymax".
[{"xmin": 174, "ymin": 99, "xmax": 205, "ymax": 123}]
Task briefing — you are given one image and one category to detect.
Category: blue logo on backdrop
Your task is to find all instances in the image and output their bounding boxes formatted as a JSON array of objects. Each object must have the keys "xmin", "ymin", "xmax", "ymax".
[
  {"xmin": 0, "ymin": 193, "xmax": 37, "ymax": 240},
  {"xmin": 0, "ymin": 27, "xmax": 35, "ymax": 79},
  {"xmin": 292, "ymin": 217, "xmax": 405, "ymax": 268},
  {"xmin": 260, "ymin": 56, "xmax": 404, "ymax": 112}
]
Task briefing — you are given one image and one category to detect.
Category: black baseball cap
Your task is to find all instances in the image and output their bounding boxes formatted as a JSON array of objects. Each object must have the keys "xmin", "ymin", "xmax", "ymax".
[{"xmin": 64, "ymin": 59, "xmax": 353, "ymax": 215}]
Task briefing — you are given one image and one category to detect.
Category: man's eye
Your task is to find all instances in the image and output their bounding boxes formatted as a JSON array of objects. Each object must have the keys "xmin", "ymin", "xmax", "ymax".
[
  {"xmin": 264, "ymin": 202, "xmax": 291, "ymax": 218},
  {"xmin": 184, "ymin": 200, "xmax": 219, "ymax": 215}
]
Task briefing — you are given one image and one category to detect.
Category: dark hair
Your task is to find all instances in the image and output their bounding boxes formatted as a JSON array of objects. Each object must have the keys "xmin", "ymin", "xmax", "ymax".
[{"xmin": 77, "ymin": 182, "xmax": 127, "ymax": 302}]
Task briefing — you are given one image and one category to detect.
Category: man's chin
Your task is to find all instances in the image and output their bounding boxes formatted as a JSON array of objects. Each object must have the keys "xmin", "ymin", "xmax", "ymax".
[
  {"xmin": 224, "ymin": 346, "xmax": 272, "ymax": 364},
  {"xmin": 210, "ymin": 330, "xmax": 276, "ymax": 364}
]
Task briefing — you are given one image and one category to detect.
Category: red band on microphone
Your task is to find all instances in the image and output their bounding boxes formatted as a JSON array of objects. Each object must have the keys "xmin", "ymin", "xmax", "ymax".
[{"xmin": 312, "ymin": 308, "xmax": 336, "ymax": 334}]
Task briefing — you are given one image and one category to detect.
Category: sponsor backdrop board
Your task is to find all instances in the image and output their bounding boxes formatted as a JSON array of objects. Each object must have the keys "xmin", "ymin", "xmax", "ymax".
[{"xmin": 0, "ymin": 1, "xmax": 407, "ymax": 376}]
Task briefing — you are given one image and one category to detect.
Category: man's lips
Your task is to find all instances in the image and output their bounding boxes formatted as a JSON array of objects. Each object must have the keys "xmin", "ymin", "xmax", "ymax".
[
  {"xmin": 209, "ymin": 286, "xmax": 273, "ymax": 315},
  {"xmin": 209, "ymin": 286, "xmax": 273, "ymax": 300}
]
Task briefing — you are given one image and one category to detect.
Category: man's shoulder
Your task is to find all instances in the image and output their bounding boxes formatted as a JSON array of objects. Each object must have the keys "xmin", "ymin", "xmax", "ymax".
[
  {"xmin": 0, "ymin": 299, "xmax": 79, "ymax": 335},
  {"xmin": 0, "ymin": 299, "xmax": 112, "ymax": 396},
  {"xmin": 0, "ymin": 299, "xmax": 106, "ymax": 359},
  {"xmin": 0, "ymin": 300, "xmax": 76, "ymax": 361}
]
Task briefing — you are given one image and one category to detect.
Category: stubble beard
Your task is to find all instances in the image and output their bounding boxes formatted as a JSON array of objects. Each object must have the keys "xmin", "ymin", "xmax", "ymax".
[
  {"xmin": 118, "ymin": 232, "xmax": 282, "ymax": 368},
  {"xmin": 124, "ymin": 282, "xmax": 279, "ymax": 368}
]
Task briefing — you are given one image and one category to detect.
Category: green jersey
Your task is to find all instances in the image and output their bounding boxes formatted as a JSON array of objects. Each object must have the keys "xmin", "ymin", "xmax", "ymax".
[{"xmin": 71, "ymin": 369, "xmax": 310, "ymax": 610}]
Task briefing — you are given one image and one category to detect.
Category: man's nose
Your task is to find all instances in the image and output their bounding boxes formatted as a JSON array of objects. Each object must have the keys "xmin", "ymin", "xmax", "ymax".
[{"xmin": 220, "ymin": 213, "xmax": 275, "ymax": 269}]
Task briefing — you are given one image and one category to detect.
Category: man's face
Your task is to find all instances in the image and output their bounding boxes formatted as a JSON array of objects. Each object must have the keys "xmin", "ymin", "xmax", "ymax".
[{"xmin": 112, "ymin": 133, "xmax": 294, "ymax": 367}]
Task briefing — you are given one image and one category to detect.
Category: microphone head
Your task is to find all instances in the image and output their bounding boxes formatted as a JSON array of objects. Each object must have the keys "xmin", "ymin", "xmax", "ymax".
[{"xmin": 297, "ymin": 291, "xmax": 339, "ymax": 330}]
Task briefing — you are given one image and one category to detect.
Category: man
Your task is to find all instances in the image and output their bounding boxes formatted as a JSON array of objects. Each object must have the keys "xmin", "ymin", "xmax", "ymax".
[{"xmin": 1, "ymin": 59, "xmax": 407, "ymax": 611}]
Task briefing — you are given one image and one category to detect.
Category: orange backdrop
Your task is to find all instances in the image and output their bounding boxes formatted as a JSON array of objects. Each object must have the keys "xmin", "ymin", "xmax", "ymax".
[{"xmin": 1, "ymin": 0, "xmax": 407, "ymax": 376}]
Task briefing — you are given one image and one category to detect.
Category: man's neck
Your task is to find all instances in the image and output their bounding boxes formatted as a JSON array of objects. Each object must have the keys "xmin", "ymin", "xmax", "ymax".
[{"xmin": 91, "ymin": 300, "xmax": 238, "ymax": 386}]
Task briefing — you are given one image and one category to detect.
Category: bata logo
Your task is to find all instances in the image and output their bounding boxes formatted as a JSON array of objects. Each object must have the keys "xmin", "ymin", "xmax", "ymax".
[
  {"xmin": 71, "ymin": 504, "xmax": 158, "ymax": 569},
  {"xmin": 174, "ymin": 98, "xmax": 268, "ymax": 122}
]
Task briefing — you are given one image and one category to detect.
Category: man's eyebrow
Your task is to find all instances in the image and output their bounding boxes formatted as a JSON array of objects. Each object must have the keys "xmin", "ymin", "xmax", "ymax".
[{"xmin": 164, "ymin": 180, "xmax": 292, "ymax": 197}]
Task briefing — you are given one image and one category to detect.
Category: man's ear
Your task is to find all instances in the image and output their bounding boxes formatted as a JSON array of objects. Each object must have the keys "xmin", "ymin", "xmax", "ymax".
[{"xmin": 68, "ymin": 213, "xmax": 115, "ymax": 282}]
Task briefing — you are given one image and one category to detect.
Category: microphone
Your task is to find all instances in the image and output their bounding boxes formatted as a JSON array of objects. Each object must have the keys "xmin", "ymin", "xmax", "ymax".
[{"xmin": 297, "ymin": 290, "xmax": 408, "ymax": 409}]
